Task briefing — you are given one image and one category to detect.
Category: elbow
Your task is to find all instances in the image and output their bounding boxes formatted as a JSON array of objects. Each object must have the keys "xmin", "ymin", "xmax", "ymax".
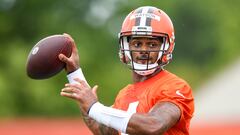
[
  {"xmin": 127, "ymin": 113, "xmax": 175, "ymax": 135},
  {"xmin": 145, "ymin": 123, "xmax": 165, "ymax": 135},
  {"xmin": 128, "ymin": 121, "xmax": 165, "ymax": 135},
  {"xmin": 134, "ymin": 120, "xmax": 165, "ymax": 135}
]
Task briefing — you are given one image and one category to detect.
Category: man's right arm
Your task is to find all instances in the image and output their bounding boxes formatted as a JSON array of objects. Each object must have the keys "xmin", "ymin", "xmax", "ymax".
[{"xmin": 58, "ymin": 34, "xmax": 119, "ymax": 135}]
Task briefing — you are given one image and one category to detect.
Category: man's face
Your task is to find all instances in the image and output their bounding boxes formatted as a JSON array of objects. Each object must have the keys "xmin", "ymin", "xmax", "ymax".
[{"xmin": 129, "ymin": 37, "xmax": 162, "ymax": 64}]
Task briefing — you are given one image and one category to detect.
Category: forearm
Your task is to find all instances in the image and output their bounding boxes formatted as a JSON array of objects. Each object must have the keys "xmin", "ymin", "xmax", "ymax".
[
  {"xmin": 126, "ymin": 114, "xmax": 165, "ymax": 135},
  {"xmin": 126, "ymin": 102, "xmax": 180, "ymax": 135},
  {"xmin": 82, "ymin": 114, "xmax": 119, "ymax": 135}
]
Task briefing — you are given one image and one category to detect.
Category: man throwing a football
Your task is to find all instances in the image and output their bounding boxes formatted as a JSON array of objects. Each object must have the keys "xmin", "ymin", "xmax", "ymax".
[{"xmin": 59, "ymin": 6, "xmax": 194, "ymax": 135}]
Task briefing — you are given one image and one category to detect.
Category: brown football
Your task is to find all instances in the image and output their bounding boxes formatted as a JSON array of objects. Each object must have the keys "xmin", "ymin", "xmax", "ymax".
[{"xmin": 26, "ymin": 35, "xmax": 72, "ymax": 79}]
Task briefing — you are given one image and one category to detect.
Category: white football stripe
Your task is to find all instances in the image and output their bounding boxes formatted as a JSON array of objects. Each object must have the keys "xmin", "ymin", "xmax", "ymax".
[{"xmin": 139, "ymin": 7, "xmax": 149, "ymax": 26}]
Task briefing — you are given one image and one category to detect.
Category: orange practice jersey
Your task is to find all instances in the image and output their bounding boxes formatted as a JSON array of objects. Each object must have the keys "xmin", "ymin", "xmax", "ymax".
[{"xmin": 113, "ymin": 70, "xmax": 194, "ymax": 135}]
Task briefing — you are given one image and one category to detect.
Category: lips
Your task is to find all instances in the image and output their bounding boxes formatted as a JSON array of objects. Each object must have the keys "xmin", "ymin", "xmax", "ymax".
[
  {"xmin": 136, "ymin": 55, "xmax": 152, "ymax": 64},
  {"xmin": 137, "ymin": 55, "xmax": 151, "ymax": 60},
  {"xmin": 138, "ymin": 57, "xmax": 148, "ymax": 60}
]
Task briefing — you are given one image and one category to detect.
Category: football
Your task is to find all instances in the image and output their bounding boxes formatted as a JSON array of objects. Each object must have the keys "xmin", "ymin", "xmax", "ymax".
[{"xmin": 26, "ymin": 35, "xmax": 72, "ymax": 79}]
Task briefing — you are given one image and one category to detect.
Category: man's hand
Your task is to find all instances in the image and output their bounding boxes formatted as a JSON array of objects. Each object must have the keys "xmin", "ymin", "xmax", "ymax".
[
  {"xmin": 60, "ymin": 78, "xmax": 99, "ymax": 115},
  {"xmin": 58, "ymin": 33, "xmax": 80, "ymax": 73}
]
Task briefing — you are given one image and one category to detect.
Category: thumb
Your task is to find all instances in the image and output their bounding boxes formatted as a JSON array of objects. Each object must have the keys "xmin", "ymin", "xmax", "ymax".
[
  {"xmin": 58, "ymin": 54, "xmax": 71, "ymax": 63},
  {"xmin": 92, "ymin": 85, "xmax": 98, "ymax": 97}
]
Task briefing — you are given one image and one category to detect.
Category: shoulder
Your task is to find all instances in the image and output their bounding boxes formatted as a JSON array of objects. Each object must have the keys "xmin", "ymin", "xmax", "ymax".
[
  {"xmin": 151, "ymin": 70, "xmax": 192, "ymax": 92},
  {"xmin": 148, "ymin": 70, "xmax": 194, "ymax": 109},
  {"xmin": 151, "ymin": 70, "xmax": 195, "ymax": 128}
]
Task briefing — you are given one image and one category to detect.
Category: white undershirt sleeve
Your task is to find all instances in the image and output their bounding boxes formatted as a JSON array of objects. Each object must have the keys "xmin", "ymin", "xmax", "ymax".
[
  {"xmin": 66, "ymin": 68, "xmax": 89, "ymax": 86},
  {"xmin": 88, "ymin": 102, "xmax": 133, "ymax": 133}
]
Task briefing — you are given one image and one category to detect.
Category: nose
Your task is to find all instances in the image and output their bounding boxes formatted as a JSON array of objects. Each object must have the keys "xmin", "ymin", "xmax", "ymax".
[{"xmin": 140, "ymin": 44, "xmax": 149, "ymax": 54}]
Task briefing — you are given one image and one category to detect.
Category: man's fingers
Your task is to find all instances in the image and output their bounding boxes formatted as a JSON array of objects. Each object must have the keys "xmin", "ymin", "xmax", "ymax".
[
  {"xmin": 65, "ymin": 83, "xmax": 85, "ymax": 91},
  {"xmin": 60, "ymin": 91, "xmax": 79, "ymax": 100},
  {"xmin": 61, "ymin": 87, "xmax": 79, "ymax": 93},
  {"xmin": 63, "ymin": 33, "xmax": 74, "ymax": 42},
  {"xmin": 63, "ymin": 33, "xmax": 78, "ymax": 53},
  {"xmin": 74, "ymin": 78, "xmax": 89, "ymax": 88},
  {"xmin": 61, "ymin": 86, "xmax": 81, "ymax": 99}
]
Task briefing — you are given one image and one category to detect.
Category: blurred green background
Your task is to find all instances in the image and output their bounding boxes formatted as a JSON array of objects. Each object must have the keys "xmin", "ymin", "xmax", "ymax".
[{"xmin": 0, "ymin": 0, "xmax": 239, "ymax": 117}]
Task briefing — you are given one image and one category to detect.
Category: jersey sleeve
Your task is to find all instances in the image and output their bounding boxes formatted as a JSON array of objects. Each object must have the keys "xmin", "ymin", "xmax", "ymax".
[{"xmin": 151, "ymin": 80, "xmax": 194, "ymax": 130}]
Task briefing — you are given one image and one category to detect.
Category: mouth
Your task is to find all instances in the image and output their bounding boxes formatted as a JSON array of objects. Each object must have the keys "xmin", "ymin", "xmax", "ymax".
[
  {"xmin": 137, "ymin": 57, "xmax": 149, "ymax": 60},
  {"xmin": 137, "ymin": 54, "xmax": 149, "ymax": 60},
  {"xmin": 136, "ymin": 56, "xmax": 152, "ymax": 64}
]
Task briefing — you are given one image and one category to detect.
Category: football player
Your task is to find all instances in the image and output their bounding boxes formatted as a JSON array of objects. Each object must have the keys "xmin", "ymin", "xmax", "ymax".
[{"xmin": 59, "ymin": 6, "xmax": 194, "ymax": 135}]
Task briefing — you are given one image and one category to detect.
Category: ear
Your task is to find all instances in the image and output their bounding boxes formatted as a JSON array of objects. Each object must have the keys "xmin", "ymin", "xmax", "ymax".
[{"xmin": 161, "ymin": 53, "xmax": 172, "ymax": 63}]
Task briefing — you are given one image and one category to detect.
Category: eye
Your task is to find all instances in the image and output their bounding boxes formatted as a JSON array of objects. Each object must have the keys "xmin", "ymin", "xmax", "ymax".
[
  {"xmin": 149, "ymin": 43, "xmax": 158, "ymax": 48},
  {"xmin": 134, "ymin": 42, "xmax": 141, "ymax": 48}
]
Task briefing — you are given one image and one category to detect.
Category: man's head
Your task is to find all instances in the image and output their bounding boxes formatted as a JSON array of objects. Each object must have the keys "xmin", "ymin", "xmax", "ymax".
[{"xmin": 119, "ymin": 6, "xmax": 175, "ymax": 76}]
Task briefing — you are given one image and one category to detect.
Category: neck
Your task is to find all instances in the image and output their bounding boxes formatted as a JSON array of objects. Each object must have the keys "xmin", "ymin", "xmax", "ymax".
[{"xmin": 132, "ymin": 68, "xmax": 162, "ymax": 83}]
